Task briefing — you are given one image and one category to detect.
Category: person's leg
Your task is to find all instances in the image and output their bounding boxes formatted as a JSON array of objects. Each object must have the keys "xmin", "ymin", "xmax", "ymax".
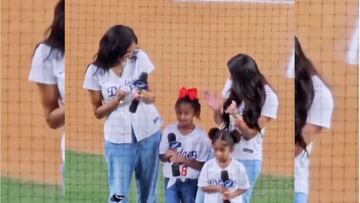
[
  {"xmin": 105, "ymin": 141, "xmax": 136, "ymax": 203},
  {"xmin": 294, "ymin": 192, "xmax": 308, "ymax": 203},
  {"xmin": 179, "ymin": 179, "xmax": 198, "ymax": 203},
  {"xmin": 195, "ymin": 187, "xmax": 205, "ymax": 203},
  {"xmin": 134, "ymin": 130, "xmax": 162, "ymax": 203},
  {"xmin": 239, "ymin": 160, "xmax": 262, "ymax": 203},
  {"xmin": 164, "ymin": 178, "xmax": 181, "ymax": 203}
]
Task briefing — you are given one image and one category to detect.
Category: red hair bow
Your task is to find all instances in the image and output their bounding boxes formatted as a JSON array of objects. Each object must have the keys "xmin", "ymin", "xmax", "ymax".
[{"xmin": 178, "ymin": 87, "xmax": 198, "ymax": 100}]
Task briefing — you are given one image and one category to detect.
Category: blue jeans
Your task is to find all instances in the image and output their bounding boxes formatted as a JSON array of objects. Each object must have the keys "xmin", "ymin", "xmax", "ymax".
[
  {"xmin": 295, "ymin": 192, "xmax": 308, "ymax": 203},
  {"xmin": 105, "ymin": 130, "xmax": 161, "ymax": 203},
  {"xmin": 238, "ymin": 160, "xmax": 262, "ymax": 203},
  {"xmin": 164, "ymin": 178, "xmax": 198, "ymax": 203}
]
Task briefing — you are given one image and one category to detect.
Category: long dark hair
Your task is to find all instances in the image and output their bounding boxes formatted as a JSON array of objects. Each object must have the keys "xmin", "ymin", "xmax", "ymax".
[
  {"xmin": 295, "ymin": 36, "xmax": 319, "ymax": 151},
  {"xmin": 223, "ymin": 54, "xmax": 269, "ymax": 133},
  {"xmin": 41, "ymin": 0, "xmax": 64, "ymax": 57},
  {"xmin": 92, "ymin": 25, "xmax": 137, "ymax": 71}
]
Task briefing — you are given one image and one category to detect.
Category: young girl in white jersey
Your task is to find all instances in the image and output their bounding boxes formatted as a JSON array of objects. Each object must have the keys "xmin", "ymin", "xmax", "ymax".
[
  {"xmin": 294, "ymin": 36, "xmax": 334, "ymax": 203},
  {"xmin": 159, "ymin": 87, "xmax": 211, "ymax": 203},
  {"xmin": 28, "ymin": 0, "xmax": 65, "ymax": 191},
  {"xmin": 198, "ymin": 128, "xmax": 250, "ymax": 203}
]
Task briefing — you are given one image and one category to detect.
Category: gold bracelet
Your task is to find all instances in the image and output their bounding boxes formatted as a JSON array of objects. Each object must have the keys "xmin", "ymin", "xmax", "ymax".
[{"xmin": 230, "ymin": 112, "xmax": 241, "ymax": 120}]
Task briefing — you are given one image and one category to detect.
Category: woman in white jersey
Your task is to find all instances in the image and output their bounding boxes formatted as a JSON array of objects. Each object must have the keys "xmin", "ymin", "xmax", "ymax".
[
  {"xmin": 203, "ymin": 53, "xmax": 278, "ymax": 203},
  {"xmin": 28, "ymin": 0, "xmax": 65, "ymax": 190},
  {"xmin": 294, "ymin": 37, "xmax": 334, "ymax": 203},
  {"xmin": 83, "ymin": 25, "xmax": 162, "ymax": 203}
]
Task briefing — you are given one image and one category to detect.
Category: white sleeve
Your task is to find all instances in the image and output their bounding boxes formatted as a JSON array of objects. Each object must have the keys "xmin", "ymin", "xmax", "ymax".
[
  {"xmin": 28, "ymin": 44, "xmax": 57, "ymax": 84},
  {"xmin": 83, "ymin": 64, "xmax": 101, "ymax": 91},
  {"xmin": 237, "ymin": 164, "xmax": 250, "ymax": 190},
  {"xmin": 159, "ymin": 127, "xmax": 169, "ymax": 155},
  {"xmin": 261, "ymin": 86, "xmax": 278, "ymax": 119},
  {"xmin": 307, "ymin": 77, "xmax": 334, "ymax": 129},
  {"xmin": 196, "ymin": 132, "xmax": 212, "ymax": 162},
  {"xmin": 136, "ymin": 49, "xmax": 155, "ymax": 74},
  {"xmin": 198, "ymin": 162, "xmax": 210, "ymax": 187},
  {"xmin": 222, "ymin": 79, "xmax": 232, "ymax": 98}
]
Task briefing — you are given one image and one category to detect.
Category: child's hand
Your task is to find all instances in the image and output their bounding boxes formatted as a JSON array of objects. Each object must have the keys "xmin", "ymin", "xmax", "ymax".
[
  {"xmin": 164, "ymin": 150, "xmax": 177, "ymax": 160},
  {"xmin": 222, "ymin": 189, "xmax": 237, "ymax": 200},
  {"xmin": 169, "ymin": 154, "xmax": 184, "ymax": 164}
]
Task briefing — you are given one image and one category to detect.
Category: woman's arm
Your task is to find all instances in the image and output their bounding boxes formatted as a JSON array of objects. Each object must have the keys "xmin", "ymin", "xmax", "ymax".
[
  {"xmin": 295, "ymin": 123, "xmax": 323, "ymax": 156},
  {"xmin": 88, "ymin": 90, "xmax": 126, "ymax": 119},
  {"xmin": 234, "ymin": 115, "xmax": 272, "ymax": 140},
  {"xmin": 36, "ymin": 83, "xmax": 64, "ymax": 129}
]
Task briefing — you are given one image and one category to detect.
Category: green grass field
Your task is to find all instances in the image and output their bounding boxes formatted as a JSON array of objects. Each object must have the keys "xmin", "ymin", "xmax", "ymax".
[{"xmin": 2, "ymin": 150, "xmax": 293, "ymax": 203}]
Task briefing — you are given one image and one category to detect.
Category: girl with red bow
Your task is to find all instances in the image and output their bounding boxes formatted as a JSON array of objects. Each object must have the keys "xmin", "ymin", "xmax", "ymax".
[{"xmin": 159, "ymin": 87, "xmax": 212, "ymax": 203}]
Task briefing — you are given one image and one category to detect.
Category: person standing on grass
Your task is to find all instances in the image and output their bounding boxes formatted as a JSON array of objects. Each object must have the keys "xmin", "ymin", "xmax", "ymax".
[
  {"xmin": 294, "ymin": 36, "xmax": 334, "ymax": 203},
  {"xmin": 202, "ymin": 53, "xmax": 278, "ymax": 203},
  {"xmin": 28, "ymin": 0, "xmax": 65, "ymax": 192},
  {"xmin": 83, "ymin": 25, "xmax": 162, "ymax": 203},
  {"xmin": 159, "ymin": 87, "xmax": 211, "ymax": 203}
]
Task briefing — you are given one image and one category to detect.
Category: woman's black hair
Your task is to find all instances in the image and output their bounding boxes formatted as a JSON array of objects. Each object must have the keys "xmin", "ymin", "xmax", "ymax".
[
  {"xmin": 223, "ymin": 53, "xmax": 269, "ymax": 133},
  {"xmin": 295, "ymin": 36, "xmax": 319, "ymax": 151},
  {"xmin": 92, "ymin": 25, "xmax": 138, "ymax": 71},
  {"xmin": 34, "ymin": 0, "xmax": 64, "ymax": 59},
  {"xmin": 208, "ymin": 128, "xmax": 241, "ymax": 148},
  {"xmin": 175, "ymin": 96, "xmax": 201, "ymax": 119}
]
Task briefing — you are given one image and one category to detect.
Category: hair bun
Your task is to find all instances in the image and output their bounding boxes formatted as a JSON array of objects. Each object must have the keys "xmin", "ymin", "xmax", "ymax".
[
  {"xmin": 230, "ymin": 130, "xmax": 241, "ymax": 144},
  {"xmin": 208, "ymin": 127, "xmax": 220, "ymax": 141}
]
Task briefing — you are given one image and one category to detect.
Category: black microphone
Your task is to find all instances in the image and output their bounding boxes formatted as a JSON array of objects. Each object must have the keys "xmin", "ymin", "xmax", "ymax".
[
  {"xmin": 168, "ymin": 133, "xmax": 180, "ymax": 177},
  {"xmin": 221, "ymin": 170, "xmax": 231, "ymax": 203},
  {"xmin": 110, "ymin": 194, "xmax": 125, "ymax": 202},
  {"xmin": 129, "ymin": 72, "xmax": 148, "ymax": 113}
]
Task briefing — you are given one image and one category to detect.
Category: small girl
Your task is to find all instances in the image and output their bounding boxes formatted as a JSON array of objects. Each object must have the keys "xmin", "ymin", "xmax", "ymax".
[
  {"xmin": 159, "ymin": 87, "xmax": 212, "ymax": 203},
  {"xmin": 198, "ymin": 128, "xmax": 250, "ymax": 203}
]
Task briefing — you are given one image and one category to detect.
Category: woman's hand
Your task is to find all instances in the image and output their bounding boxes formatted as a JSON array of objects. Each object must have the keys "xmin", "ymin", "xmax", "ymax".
[
  {"xmin": 115, "ymin": 90, "xmax": 127, "ymax": 103},
  {"xmin": 203, "ymin": 90, "xmax": 224, "ymax": 124},
  {"xmin": 203, "ymin": 91, "xmax": 222, "ymax": 111},
  {"xmin": 133, "ymin": 89, "xmax": 155, "ymax": 103}
]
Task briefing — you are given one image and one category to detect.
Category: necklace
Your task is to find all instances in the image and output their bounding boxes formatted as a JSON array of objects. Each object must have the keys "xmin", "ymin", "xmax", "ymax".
[{"xmin": 113, "ymin": 64, "xmax": 124, "ymax": 77}]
